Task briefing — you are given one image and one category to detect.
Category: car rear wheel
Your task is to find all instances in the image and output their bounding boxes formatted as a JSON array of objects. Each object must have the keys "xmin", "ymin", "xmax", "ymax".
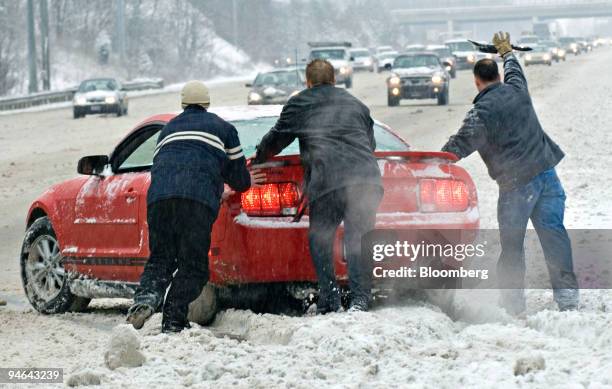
[
  {"xmin": 73, "ymin": 109, "xmax": 83, "ymax": 119},
  {"xmin": 345, "ymin": 77, "xmax": 353, "ymax": 89},
  {"xmin": 21, "ymin": 217, "xmax": 90, "ymax": 313},
  {"xmin": 187, "ymin": 283, "xmax": 218, "ymax": 325}
]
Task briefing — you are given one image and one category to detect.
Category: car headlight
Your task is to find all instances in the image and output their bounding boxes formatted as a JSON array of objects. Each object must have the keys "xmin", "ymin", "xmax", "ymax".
[
  {"xmin": 467, "ymin": 54, "xmax": 476, "ymax": 63},
  {"xmin": 558, "ymin": 49, "xmax": 566, "ymax": 56},
  {"xmin": 543, "ymin": 54, "xmax": 551, "ymax": 61},
  {"xmin": 74, "ymin": 96, "xmax": 86, "ymax": 105},
  {"xmin": 248, "ymin": 92, "xmax": 262, "ymax": 102},
  {"xmin": 445, "ymin": 65, "xmax": 452, "ymax": 71},
  {"xmin": 431, "ymin": 75, "xmax": 443, "ymax": 84},
  {"xmin": 525, "ymin": 54, "xmax": 532, "ymax": 61},
  {"xmin": 570, "ymin": 43, "xmax": 578, "ymax": 49},
  {"xmin": 388, "ymin": 76, "xmax": 401, "ymax": 86},
  {"xmin": 339, "ymin": 66, "xmax": 348, "ymax": 75},
  {"xmin": 105, "ymin": 96, "xmax": 117, "ymax": 104},
  {"xmin": 363, "ymin": 58, "xmax": 372, "ymax": 66},
  {"xmin": 552, "ymin": 48, "xmax": 558, "ymax": 54},
  {"xmin": 486, "ymin": 53, "xmax": 494, "ymax": 59},
  {"xmin": 289, "ymin": 90, "xmax": 300, "ymax": 98}
]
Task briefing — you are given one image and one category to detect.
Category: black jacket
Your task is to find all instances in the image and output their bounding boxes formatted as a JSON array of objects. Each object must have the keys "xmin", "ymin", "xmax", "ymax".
[
  {"xmin": 254, "ymin": 84, "xmax": 382, "ymax": 202},
  {"xmin": 442, "ymin": 54, "xmax": 564, "ymax": 192},
  {"xmin": 147, "ymin": 105, "xmax": 251, "ymax": 214}
]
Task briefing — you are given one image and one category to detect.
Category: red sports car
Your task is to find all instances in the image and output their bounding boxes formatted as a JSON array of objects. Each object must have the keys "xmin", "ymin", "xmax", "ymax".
[{"xmin": 21, "ymin": 105, "xmax": 479, "ymax": 323}]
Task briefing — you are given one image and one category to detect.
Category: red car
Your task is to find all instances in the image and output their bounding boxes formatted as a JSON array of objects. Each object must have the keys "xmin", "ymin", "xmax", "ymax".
[{"xmin": 21, "ymin": 106, "xmax": 479, "ymax": 322}]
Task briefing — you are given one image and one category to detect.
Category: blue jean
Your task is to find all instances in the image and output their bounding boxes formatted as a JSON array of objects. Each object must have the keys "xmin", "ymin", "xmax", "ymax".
[{"xmin": 497, "ymin": 168, "xmax": 579, "ymax": 313}]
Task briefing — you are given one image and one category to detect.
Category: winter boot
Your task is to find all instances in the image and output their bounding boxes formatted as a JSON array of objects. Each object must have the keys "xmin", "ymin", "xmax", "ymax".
[{"xmin": 126, "ymin": 303, "xmax": 155, "ymax": 330}]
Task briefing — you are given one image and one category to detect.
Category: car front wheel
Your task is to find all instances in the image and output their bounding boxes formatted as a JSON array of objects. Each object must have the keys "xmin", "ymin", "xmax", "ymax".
[
  {"xmin": 345, "ymin": 77, "xmax": 353, "ymax": 89},
  {"xmin": 437, "ymin": 89, "xmax": 449, "ymax": 106},
  {"xmin": 21, "ymin": 217, "xmax": 90, "ymax": 313},
  {"xmin": 387, "ymin": 94, "xmax": 400, "ymax": 107}
]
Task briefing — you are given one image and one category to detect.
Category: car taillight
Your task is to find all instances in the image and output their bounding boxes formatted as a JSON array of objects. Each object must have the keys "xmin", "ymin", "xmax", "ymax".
[
  {"xmin": 419, "ymin": 179, "xmax": 469, "ymax": 212},
  {"xmin": 241, "ymin": 183, "xmax": 300, "ymax": 216}
]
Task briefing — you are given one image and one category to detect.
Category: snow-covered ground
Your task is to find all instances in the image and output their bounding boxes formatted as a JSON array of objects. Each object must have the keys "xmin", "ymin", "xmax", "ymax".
[{"xmin": 1, "ymin": 48, "xmax": 611, "ymax": 388}]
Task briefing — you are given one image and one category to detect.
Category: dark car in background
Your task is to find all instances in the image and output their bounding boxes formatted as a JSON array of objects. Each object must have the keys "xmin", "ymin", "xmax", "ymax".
[
  {"xmin": 387, "ymin": 52, "xmax": 450, "ymax": 106},
  {"xmin": 246, "ymin": 68, "xmax": 305, "ymax": 105},
  {"xmin": 559, "ymin": 36, "xmax": 581, "ymax": 55},
  {"xmin": 72, "ymin": 78, "xmax": 128, "ymax": 119}
]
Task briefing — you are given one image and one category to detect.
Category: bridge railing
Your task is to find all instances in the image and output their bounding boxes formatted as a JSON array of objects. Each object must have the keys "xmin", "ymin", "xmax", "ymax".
[{"xmin": 0, "ymin": 78, "xmax": 164, "ymax": 112}]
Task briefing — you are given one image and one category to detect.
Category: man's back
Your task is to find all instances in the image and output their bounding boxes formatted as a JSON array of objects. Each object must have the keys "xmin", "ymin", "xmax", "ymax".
[
  {"xmin": 444, "ymin": 55, "xmax": 564, "ymax": 191},
  {"xmin": 256, "ymin": 84, "xmax": 382, "ymax": 200}
]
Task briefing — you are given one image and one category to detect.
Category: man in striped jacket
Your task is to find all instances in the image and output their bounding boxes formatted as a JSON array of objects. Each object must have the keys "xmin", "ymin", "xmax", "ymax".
[{"xmin": 127, "ymin": 81, "xmax": 258, "ymax": 333}]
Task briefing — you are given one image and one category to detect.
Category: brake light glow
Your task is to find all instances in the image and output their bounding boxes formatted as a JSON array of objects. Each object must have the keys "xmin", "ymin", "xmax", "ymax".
[
  {"xmin": 241, "ymin": 183, "xmax": 300, "ymax": 216},
  {"xmin": 419, "ymin": 179, "xmax": 469, "ymax": 212}
]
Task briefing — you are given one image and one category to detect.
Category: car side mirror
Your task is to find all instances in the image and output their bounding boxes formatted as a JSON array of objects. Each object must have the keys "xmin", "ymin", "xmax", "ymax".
[
  {"xmin": 245, "ymin": 83, "xmax": 253, "ymax": 87},
  {"xmin": 350, "ymin": 56, "xmax": 355, "ymax": 61},
  {"xmin": 78, "ymin": 155, "xmax": 109, "ymax": 176},
  {"xmin": 385, "ymin": 63, "xmax": 392, "ymax": 70}
]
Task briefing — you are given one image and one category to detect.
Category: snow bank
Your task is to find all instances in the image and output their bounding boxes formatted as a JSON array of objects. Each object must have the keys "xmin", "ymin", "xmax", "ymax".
[{"xmin": 104, "ymin": 325, "xmax": 146, "ymax": 370}]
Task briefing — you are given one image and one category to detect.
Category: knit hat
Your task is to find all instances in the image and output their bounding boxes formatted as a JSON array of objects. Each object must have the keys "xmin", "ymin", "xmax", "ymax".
[{"xmin": 181, "ymin": 80, "xmax": 210, "ymax": 109}]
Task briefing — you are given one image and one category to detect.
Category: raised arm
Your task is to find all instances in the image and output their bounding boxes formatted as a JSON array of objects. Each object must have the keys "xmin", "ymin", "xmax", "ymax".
[{"xmin": 492, "ymin": 31, "xmax": 528, "ymax": 91}]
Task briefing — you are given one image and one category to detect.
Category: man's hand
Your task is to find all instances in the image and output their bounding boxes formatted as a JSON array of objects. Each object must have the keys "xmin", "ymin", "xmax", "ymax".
[
  {"xmin": 249, "ymin": 168, "xmax": 266, "ymax": 187},
  {"xmin": 493, "ymin": 31, "xmax": 512, "ymax": 57},
  {"xmin": 221, "ymin": 189, "xmax": 235, "ymax": 203}
]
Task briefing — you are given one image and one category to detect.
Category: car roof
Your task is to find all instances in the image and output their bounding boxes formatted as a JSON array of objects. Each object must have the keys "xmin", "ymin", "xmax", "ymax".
[
  {"xmin": 80, "ymin": 78, "xmax": 118, "ymax": 83},
  {"xmin": 397, "ymin": 52, "xmax": 439, "ymax": 57},
  {"xmin": 426, "ymin": 44, "xmax": 448, "ymax": 49},
  {"xmin": 260, "ymin": 67, "xmax": 304, "ymax": 73},
  {"xmin": 444, "ymin": 39, "xmax": 470, "ymax": 43},
  {"xmin": 311, "ymin": 46, "xmax": 347, "ymax": 51}
]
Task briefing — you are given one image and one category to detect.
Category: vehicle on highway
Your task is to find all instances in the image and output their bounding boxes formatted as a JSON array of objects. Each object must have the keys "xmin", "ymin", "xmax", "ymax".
[
  {"xmin": 376, "ymin": 45, "xmax": 395, "ymax": 55},
  {"xmin": 245, "ymin": 68, "xmax": 305, "ymax": 105},
  {"xmin": 444, "ymin": 39, "xmax": 484, "ymax": 69},
  {"xmin": 426, "ymin": 44, "xmax": 457, "ymax": 78},
  {"xmin": 523, "ymin": 45, "xmax": 552, "ymax": 66},
  {"xmin": 20, "ymin": 105, "xmax": 479, "ymax": 321},
  {"xmin": 576, "ymin": 37, "xmax": 592, "ymax": 53},
  {"xmin": 308, "ymin": 42, "xmax": 354, "ymax": 88},
  {"xmin": 376, "ymin": 51, "xmax": 399, "ymax": 72},
  {"xmin": 405, "ymin": 44, "xmax": 426, "ymax": 52},
  {"xmin": 559, "ymin": 36, "xmax": 581, "ymax": 55},
  {"xmin": 387, "ymin": 52, "xmax": 450, "ymax": 106},
  {"xmin": 517, "ymin": 34, "xmax": 539, "ymax": 47},
  {"xmin": 540, "ymin": 40, "xmax": 566, "ymax": 62},
  {"xmin": 72, "ymin": 78, "xmax": 128, "ymax": 119},
  {"xmin": 349, "ymin": 48, "xmax": 375, "ymax": 72}
]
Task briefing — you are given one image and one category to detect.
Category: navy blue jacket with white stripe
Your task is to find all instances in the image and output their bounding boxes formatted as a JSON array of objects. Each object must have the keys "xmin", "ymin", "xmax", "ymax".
[{"xmin": 147, "ymin": 105, "xmax": 251, "ymax": 214}]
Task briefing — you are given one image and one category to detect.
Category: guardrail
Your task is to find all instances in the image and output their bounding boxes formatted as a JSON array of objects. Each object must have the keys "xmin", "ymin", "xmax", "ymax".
[{"xmin": 0, "ymin": 78, "xmax": 164, "ymax": 112}]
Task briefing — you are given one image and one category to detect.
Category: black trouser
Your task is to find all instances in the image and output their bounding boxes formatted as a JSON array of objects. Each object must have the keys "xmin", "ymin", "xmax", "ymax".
[
  {"xmin": 308, "ymin": 184, "xmax": 383, "ymax": 307},
  {"xmin": 134, "ymin": 198, "xmax": 215, "ymax": 324}
]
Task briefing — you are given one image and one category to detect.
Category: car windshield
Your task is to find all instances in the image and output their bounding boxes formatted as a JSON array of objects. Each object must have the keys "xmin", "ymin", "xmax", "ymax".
[
  {"xmin": 518, "ymin": 37, "xmax": 539, "ymax": 44},
  {"xmin": 78, "ymin": 79, "xmax": 118, "ymax": 92},
  {"xmin": 253, "ymin": 70, "xmax": 303, "ymax": 86},
  {"xmin": 233, "ymin": 117, "xmax": 408, "ymax": 157},
  {"xmin": 446, "ymin": 41, "xmax": 473, "ymax": 52},
  {"xmin": 310, "ymin": 49, "xmax": 346, "ymax": 60},
  {"xmin": 559, "ymin": 37, "xmax": 576, "ymax": 44},
  {"xmin": 394, "ymin": 55, "xmax": 439, "ymax": 69},
  {"xmin": 430, "ymin": 48, "xmax": 452, "ymax": 57},
  {"xmin": 350, "ymin": 50, "xmax": 370, "ymax": 57}
]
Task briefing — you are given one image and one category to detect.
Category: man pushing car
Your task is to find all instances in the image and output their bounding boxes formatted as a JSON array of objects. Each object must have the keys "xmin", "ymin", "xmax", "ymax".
[
  {"xmin": 254, "ymin": 59, "xmax": 383, "ymax": 313},
  {"xmin": 441, "ymin": 32, "xmax": 579, "ymax": 314},
  {"xmin": 127, "ymin": 81, "xmax": 263, "ymax": 332}
]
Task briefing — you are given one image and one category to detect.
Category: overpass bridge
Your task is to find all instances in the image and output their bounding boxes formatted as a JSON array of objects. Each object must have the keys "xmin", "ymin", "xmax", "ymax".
[{"xmin": 391, "ymin": 1, "xmax": 612, "ymax": 25}]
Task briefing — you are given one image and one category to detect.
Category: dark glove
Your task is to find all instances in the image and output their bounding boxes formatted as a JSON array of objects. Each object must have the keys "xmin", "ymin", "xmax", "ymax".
[{"xmin": 493, "ymin": 31, "xmax": 512, "ymax": 57}]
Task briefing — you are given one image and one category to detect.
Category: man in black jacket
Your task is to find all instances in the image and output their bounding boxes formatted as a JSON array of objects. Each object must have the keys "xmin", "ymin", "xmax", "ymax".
[
  {"xmin": 442, "ymin": 32, "xmax": 579, "ymax": 314},
  {"xmin": 254, "ymin": 59, "xmax": 383, "ymax": 313},
  {"xmin": 127, "ymin": 81, "xmax": 259, "ymax": 332}
]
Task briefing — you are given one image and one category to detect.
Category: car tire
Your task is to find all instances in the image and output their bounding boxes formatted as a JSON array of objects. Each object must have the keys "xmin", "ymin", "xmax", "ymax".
[
  {"xmin": 187, "ymin": 283, "xmax": 218, "ymax": 325},
  {"xmin": 437, "ymin": 89, "xmax": 449, "ymax": 106},
  {"xmin": 116, "ymin": 106, "xmax": 122, "ymax": 117},
  {"xmin": 73, "ymin": 109, "xmax": 82, "ymax": 119},
  {"xmin": 387, "ymin": 95, "xmax": 400, "ymax": 107},
  {"xmin": 21, "ymin": 217, "xmax": 90, "ymax": 314},
  {"xmin": 450, "ymin": 70, "xmax": 456, "ymax": 79},
  {"xmin": 345, "ymin": 77, "xmax": 353, "ymax": 89}
]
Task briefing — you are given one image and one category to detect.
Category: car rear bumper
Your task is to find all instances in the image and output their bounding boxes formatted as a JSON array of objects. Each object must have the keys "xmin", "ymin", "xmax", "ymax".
[{"xmin": 209, "ymin": 209, "xmax": 479, "ymax": 285}]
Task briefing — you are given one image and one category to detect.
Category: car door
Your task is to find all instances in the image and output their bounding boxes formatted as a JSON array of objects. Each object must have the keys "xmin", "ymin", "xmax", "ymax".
[{"xmin": 71, "ymin": 124, "xmax": 162, "ymax": 261}]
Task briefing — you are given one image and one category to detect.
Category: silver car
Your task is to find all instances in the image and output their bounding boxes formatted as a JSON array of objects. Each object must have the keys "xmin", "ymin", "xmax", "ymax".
[{"xmin": 73, "ymin": 78, "xmax": 128, "ymax": 119}]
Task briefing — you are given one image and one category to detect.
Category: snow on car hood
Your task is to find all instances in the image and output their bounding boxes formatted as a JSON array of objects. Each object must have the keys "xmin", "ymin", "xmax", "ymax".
[
  {"xmin": 393, "ymin": 66, "xmax": 438, "ymax": 77},
  {"xmin": 452, "ymin": 51, "xmax": 476, "ymax": 58},
  {"xmin": 327, "ymin": 59, "xmax": 350, "ymax": 69}
]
